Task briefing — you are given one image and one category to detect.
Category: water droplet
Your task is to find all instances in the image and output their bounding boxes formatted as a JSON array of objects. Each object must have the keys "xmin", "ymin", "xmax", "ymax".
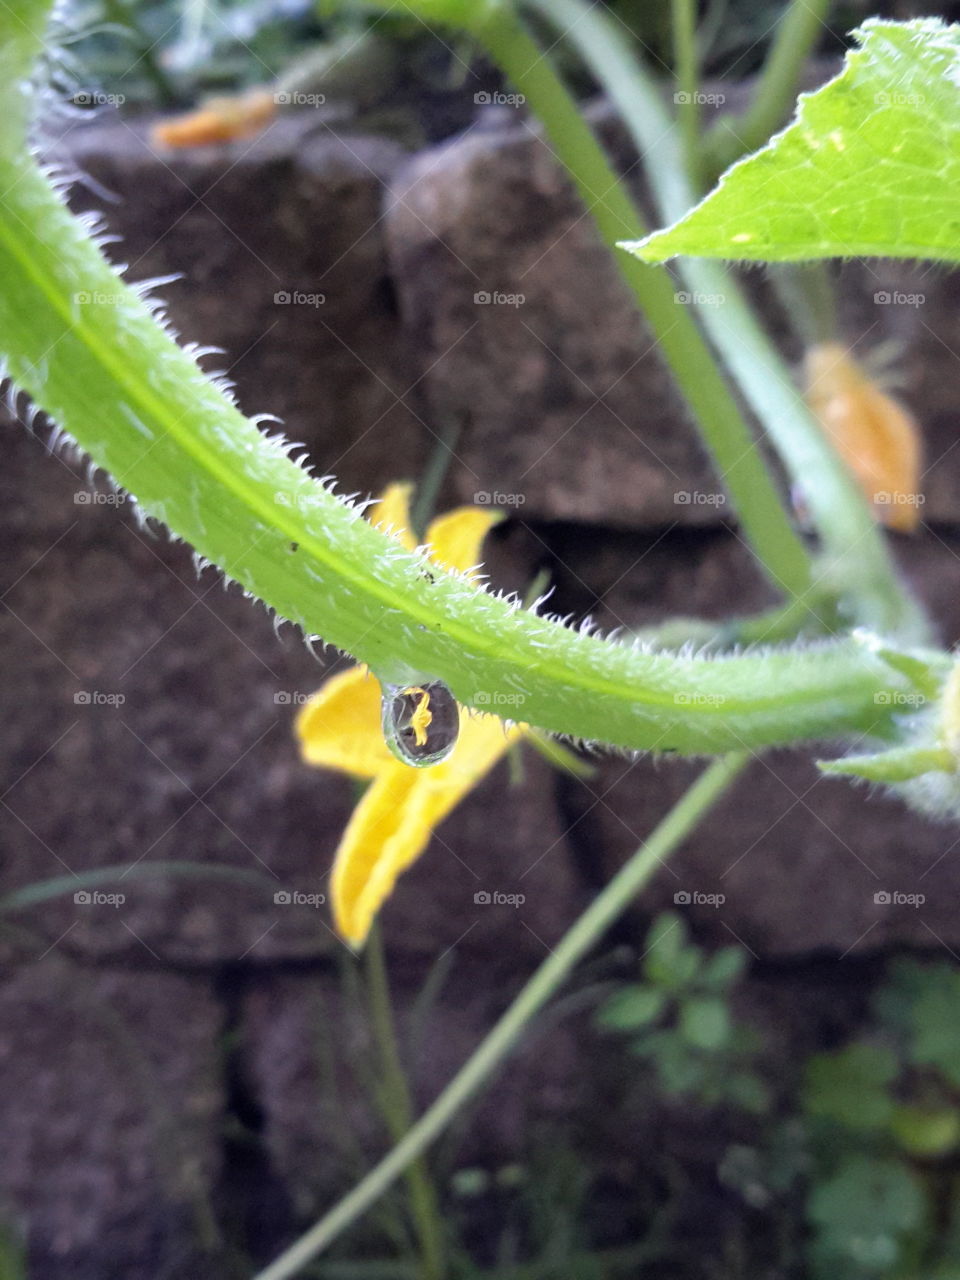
[{"xmin": 382, "ymin": 681, "xmax": 460, "ymax": 767}]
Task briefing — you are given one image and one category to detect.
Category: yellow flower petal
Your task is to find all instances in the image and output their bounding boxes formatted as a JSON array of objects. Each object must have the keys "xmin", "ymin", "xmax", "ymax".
[
  {"xmin": 331, "ymin": 711, "xmax": 525, "ymax": 946},
  {"xmin": 804, "ymin": 342, "xmax": 923, "ymax": 534},
  {"xmin": 424, "ymin": 506, "xmax": 502, "ymax": 578},
  {"xmin": 295, "ymin": 666, "xmax": 393, "ymax": 779},
  {"xmin": 151, "ymin": 89, "xmax": 277, "ymax": 148},
  {"xmin": 370, "ymin": 482, "xmax": 417, "ymax": 551}
]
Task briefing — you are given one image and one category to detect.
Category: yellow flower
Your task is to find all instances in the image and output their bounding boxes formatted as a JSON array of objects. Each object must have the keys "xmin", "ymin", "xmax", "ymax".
[
  {"xmin": 151, "ymin": 89, "xmax": 277, "ymax": 149},
  {"xmin": 295, "ymin": 484, "xmax": 526, "ymax": 947},
  {"xmin": 803, "ymin": 342, "xmax": 923, "ymax": 534}
]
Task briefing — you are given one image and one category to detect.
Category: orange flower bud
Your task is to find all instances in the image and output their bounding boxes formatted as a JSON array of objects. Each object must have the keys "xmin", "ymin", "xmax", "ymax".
[
  {"xmin": 803, "ymin": 341, "xmax": 923, "ymax": 533},
  {"xmin": 150, "ymin": 89, "xmax": 277, "ymax": 149}
]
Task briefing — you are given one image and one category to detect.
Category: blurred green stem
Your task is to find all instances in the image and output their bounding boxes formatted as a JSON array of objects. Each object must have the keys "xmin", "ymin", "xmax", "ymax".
[
  {"xmin": 670, "ymin": 0, "xmax": 701, "ymax": 188},
  {"xmin": 365, "ymin": 925, "xmax": 446, "ymax": 1280},
  {"xmin": 101, "ymin": 0, "xmax": 177, "ymax": 104},
  {"xmin": 769, "ymin": 262, "xmax": 837, "ymax": 346},
  {"xmin": 472, "ymin": 3, "xmax": 812, "ymax": 605},
  {"xmin": 704, "ymin": 0, "xmax": 833, "ymax": 180},
  {"xmin": 525, "ymin": 0, "xmax": 923, "ymax": 641},
  {"xmin": 254, "ymin": 753, "xmax": 747, "ymax": 1280}
]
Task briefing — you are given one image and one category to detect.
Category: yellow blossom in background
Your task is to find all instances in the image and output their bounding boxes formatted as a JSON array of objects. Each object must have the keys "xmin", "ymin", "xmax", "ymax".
[
  {"xmin": 296, "ymin": 484, "xmax": 527, "ymax": 947},
  {"xmin": 151, "ymin": 89, "xmax": 277, "ymax": 149},
  {"xmin": 803, "ymin": 341, "xmax": 923, "ymax": 534}
]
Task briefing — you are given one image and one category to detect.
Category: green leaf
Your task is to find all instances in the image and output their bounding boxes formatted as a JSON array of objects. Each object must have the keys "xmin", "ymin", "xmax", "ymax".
[
  {"xmin": 809, "ymin": 1156, "xmax": 924, "ymax": 1238},
  {"xmin": 679, "ymin": 997, "xmax": 731, "ymax": 1050},
  {"xmin": 597, "ymin": 986, "xmax": 665, "ymax": 1031},
  {"xmin": 623, "ymin": 19, "xmax": 960, "ymax": 265},
  {"xmin": 643, "ymin": 1033, "xmax": 707, "ymax": 1095},
  {"xmin": 699, "ymin": 946, "xmax": 748, "ymax": 991},
  {"xmin": 890, "ymin": 1103, "xmax": 960, "ymax": 1156},
  {"xmin": 803, "ymin": 1042, "xmax": 898, "ymax": 1131},
  {"xmin": 723, "ymin": 1072, "xmax": 771, "ymax": 1115},
  {"xmin": 642, "ymin": 913, "xmax": 701, "ymax": 989},
  {"xmin": 910, "ymin": 981, "xmax": 960, "ymax": 1087}
]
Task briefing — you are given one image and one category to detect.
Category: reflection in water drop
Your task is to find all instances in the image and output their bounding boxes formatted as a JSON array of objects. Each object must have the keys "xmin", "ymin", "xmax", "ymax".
[{"xmin": 382, "ymin": 681, "xmax": 460, "ymax": 767}]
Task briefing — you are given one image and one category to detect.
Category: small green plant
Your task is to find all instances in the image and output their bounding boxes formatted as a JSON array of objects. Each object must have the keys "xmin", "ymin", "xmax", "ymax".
[
  {"xmin": 597, "ymin": 912, "xmax": 769, "ymax": 1114},
  {"xmin": 597, "ymin": 936, "xmax": 960, "ymax": 1279},
  {"xmin": 798, "ymin": 958, "xmax": 960, "ymax": 1279}
]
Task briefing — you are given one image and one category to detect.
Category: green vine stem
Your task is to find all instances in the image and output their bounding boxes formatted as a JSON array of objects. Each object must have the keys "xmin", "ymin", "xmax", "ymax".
[
  {"xmin": 523, "ymin": 0, "xmax": 924, "ymax": 643},
  {"xmin": 471, "ymin": 4, "xmax": 814, "ymax": 609},
  {"xmin": 0, "ymin": 0, "xmax": 922, "ymax": 756},
  {"xmin": 703, "ymin": 0, "xmax": 833, "ymax": 181},
  {"xmin": 670, "ymin": 0, "xmax": 702, "ymax": 189},
  {"xmin": 365, "ymin": 925, "xmax": 446, "ymax": 1280},
  {"xmin": 253, "ymin": 752, "xmax": 749, "ymax": 1280}
]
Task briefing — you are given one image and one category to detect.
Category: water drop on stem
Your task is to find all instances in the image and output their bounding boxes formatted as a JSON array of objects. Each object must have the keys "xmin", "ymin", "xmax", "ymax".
[{"xmin": 381, "ymin": 681, "xmax": 460, "ymax": 767}]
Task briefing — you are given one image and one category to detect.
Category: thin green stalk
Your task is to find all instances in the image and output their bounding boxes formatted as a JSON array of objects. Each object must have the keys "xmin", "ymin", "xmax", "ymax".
[
  {"xmin": 254, "ymin": 752, "xmax": 748, "ymax": 1280},
  {"xmin": 670, "ymin": 0, "xmax": 701, "ymax": 189},
  {"xmin": 525, "ymin": 0, "xmax": 924, "ymax": 642},
  {"xmin": 409, "ymin": 414, "xmax": 462, "ymax": 540},
  {"xmin": 704, "ymin": 0, "xmax": 833, "ymax": 180},
  {"xmin": 101, "ymin": 0, "xmax": 177, "ymax": 105},
  {"xmin": 471, "ymin": 4, "xmax": 813, "ymax": 608},
  {"xmin": 768, "ymin": 262, "xmax": 837, "ymax": 346},
  {"xmin": 365, "ymin": 926, "xmax": 446, "ymax": 1280}
]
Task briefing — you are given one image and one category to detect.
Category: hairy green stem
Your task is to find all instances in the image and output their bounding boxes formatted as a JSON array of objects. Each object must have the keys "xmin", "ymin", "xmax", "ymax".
[
  {"xmin": 0, "ymin": 146, "xmax": 916, "ymax": 752},
  {"xmin": 704, "ymin": 0, "xmax": 832, "ymax": 180},
  {"xmin": 0, "ymin": 0, "xmax": 923, "ymax": 757},
  {"xmin": 525, "ymin": 0, "xmax": 924, "ymax": 642},
  {"xmin": 365, "ymin": 926, "xmax": 445, "ymax": 1280},
  {"xmin": 253, "ymin": 752, "xmax": 748, "ymax": 1280}
]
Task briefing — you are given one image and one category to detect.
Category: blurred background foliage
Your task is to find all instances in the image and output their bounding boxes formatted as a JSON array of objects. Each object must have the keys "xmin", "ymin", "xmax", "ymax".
[{"xmin": 66, "ymin": 0, "xmax": 960, "ymax": 110}]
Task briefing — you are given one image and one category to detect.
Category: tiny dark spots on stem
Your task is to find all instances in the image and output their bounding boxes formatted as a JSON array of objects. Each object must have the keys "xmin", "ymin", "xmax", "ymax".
[{"xmin": 289, "ymin": 541, "xmax": 299, "ymax": 552}]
